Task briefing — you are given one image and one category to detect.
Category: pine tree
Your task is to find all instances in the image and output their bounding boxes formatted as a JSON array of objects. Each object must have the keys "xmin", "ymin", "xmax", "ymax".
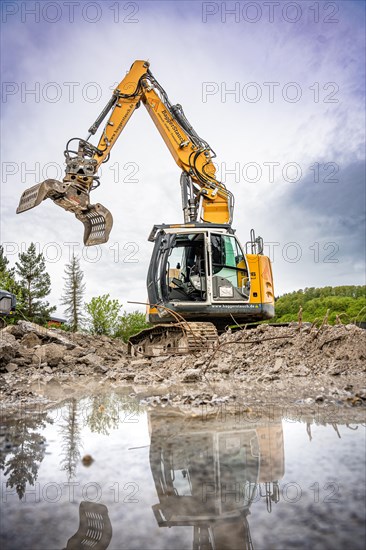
[
  {"xmin": 15, "ymin": 243, "xmax": 55, "ymax": 324},
  {"xmin": 0, "ymin": 245, "xmax": 9, "ymax": 274},
  {"xmin": 61, "ymin": 255, "xmax": 86, "ymax": 332},
  {"xmin": 0, "ymin": 246, "xmax": 18, "ymax": 294},
  {"xmin": 0, "ymin": 246, "xmax": 23, "ymax": 318}
]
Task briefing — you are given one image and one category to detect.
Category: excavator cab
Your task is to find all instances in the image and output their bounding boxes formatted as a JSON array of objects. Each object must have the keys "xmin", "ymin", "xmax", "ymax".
[{"xmin": 146, "ymin": 224, "xmax": 273, "ymax": 331}]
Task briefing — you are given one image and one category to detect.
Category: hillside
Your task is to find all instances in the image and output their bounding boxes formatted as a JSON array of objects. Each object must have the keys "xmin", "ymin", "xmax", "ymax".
[{"xmin": 273, "ymin": 286, "xmax": 366, "ymax": 324}]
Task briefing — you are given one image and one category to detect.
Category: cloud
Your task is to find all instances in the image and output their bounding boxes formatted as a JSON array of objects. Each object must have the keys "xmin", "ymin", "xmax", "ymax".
[{"xmin": 1, "ymin": 0, "xmax": 365, "ymax": 314}]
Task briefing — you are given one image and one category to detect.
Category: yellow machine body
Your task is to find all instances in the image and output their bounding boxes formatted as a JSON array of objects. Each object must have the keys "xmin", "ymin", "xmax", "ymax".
[{"xmin": 17, "ymin": 60, "xmax": 275, "ymax": 331}]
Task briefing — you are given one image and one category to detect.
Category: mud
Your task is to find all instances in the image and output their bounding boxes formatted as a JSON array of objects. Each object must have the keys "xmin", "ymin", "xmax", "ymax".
[{"xmin": 0, "ymin": 321, "xmax": 365, "ymax": 413}]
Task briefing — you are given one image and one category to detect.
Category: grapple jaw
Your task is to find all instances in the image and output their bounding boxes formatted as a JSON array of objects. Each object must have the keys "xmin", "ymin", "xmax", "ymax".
[
  {"xmin": 74, "ymin": 202, "xmax": 113, "ymax": 246},
  {"xmin": 16, "ymin": 179, "xmax": 113, "ymax": 246},
  {"xmin": 16, "ymin": 179, "xmax": 66, "ymax": 213}
]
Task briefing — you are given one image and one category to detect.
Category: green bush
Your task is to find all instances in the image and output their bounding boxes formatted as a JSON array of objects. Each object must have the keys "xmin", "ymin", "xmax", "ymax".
[
  {"xmin": 85, "ymin": 294, "xmax": 122, "ymax": 336},
  {"xmin": 115, "ymin": 311, "xmax": 151, "ymax": 342}
]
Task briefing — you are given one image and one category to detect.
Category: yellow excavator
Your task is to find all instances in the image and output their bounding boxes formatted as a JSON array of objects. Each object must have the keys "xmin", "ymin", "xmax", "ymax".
[{"xmin": 17, "ymin": 60, "xmax": 274, "ymax": 354}]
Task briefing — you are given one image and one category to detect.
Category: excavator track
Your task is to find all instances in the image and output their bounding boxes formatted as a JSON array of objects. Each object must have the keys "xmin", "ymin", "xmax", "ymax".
[{"xmin": 128, "ymin": 322, "xmax": 219, "ymax": 357}]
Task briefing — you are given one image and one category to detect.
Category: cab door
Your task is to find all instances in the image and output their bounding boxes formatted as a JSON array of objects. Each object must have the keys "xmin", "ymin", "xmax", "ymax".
[{"xmin": 210, "ymin": 233, "xmax": 250, "ymax": 302}]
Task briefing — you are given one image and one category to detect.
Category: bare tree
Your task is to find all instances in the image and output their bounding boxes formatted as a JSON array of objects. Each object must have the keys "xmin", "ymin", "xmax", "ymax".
[{"xmin": 61, "ymin": 255, "xmax": 86, "ymax": 332}]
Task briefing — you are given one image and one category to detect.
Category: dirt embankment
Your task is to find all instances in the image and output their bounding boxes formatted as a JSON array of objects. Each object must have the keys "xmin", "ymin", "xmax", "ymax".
[{"xmin": 0, "ymin": 320, "xmax": 365, "ymax": 410}]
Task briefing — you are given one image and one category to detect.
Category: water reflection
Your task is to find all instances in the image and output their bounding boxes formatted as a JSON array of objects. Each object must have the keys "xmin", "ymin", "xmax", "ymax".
[
  {"xmin": 148, "ymin": 410, "xmax": 284, "ymax": 549},
  {"xmin": 64, "ymin": 501, "xmax": 112, "ymax": 550},
  {"xmin": 59, "ymin": 398, "xmax": 82, "ymax": 480},
  {"xmin": 0, "ymin": 396, "xmax": 365, "ymax": 550},
  {"xmin": 0, "ymin": 407, "xmax": 50, "ymax": 499}
]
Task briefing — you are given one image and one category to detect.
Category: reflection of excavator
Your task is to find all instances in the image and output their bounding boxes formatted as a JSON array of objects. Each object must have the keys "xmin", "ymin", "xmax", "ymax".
[
  {"xmin": 148, "ymin": 410, "xmax": 284, "ymax": 550},
  {"xmin": 17, "ymin": 60, "xmax": 274, "ymax": 351}
]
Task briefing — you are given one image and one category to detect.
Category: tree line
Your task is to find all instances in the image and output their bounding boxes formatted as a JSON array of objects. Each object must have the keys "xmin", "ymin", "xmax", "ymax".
[
  {"xmin": 0, "ymin": 244, "xmax": 150, "ymax": 341},
  {"xmin": 273, "ymin": 286, "xmax": 366, "ymax": 324}
]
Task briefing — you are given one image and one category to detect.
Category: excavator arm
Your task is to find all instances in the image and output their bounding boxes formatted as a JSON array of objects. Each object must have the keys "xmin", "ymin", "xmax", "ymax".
[{"xmin": 17, "ymin": 60, "xmax": 233, "ymax": 245}]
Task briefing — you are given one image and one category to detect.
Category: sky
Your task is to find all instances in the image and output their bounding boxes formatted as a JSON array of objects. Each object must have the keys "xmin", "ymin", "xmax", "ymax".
[{"xmin": 0, "ymin": 0, "xmax": 365, "ymax": 316}]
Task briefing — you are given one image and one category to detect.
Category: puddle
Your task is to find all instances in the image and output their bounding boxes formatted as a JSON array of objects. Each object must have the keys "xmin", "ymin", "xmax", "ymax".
[{"xmin": 0, "ymin": 392, "xmax": 365, "ymax": 550}]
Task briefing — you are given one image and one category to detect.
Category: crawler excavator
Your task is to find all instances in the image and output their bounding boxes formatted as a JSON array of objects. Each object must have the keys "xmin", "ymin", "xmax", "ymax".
[{"xmin": 17, "ymin": 60, "xmax": 274, "ymax": 355}]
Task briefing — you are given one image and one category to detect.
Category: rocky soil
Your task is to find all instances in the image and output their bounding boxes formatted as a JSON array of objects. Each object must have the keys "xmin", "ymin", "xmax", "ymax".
[{"xmin": 0, "ymin": 320, "xmax": 365, "ymax": 412}]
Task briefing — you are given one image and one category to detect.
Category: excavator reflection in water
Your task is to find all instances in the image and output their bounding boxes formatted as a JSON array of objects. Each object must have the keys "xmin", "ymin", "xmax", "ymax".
[
  {"xmin": 148, "ymin": 410, "xmax": 284, "ymax": 550},
  {"xmin": 63, "ymin": 409, "xmax": 284, "ymax": 550}
]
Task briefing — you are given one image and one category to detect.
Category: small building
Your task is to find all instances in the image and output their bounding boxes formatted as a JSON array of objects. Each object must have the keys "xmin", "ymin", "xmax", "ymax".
[{"xmin": 47, "ymin": 316, "xmax": 67, "ymax": 328}]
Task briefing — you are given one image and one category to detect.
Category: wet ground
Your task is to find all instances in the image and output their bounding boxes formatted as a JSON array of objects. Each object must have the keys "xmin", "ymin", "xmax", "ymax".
[{"xmin": 1, "ymin": 390, "xmax": 365, "ymax": 550}]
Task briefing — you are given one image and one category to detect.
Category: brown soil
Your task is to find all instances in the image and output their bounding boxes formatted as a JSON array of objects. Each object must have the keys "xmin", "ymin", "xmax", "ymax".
[{"xmin": 1, "ymin": 320, "xmax": 365, "ymax": 412}]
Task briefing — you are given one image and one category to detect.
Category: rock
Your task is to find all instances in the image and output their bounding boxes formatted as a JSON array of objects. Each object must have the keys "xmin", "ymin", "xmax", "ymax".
[
  {"xmin": 42, "ymin": 343, "xmax": 66, "ymax": 367},
  {"xmin": 93, "ymin": 364, "xmax": 109, "ymax": 374},
  {"xmin": 82, "ymin": 455, "xmax": 94, "ymax": 466},
  {"xmin": 153, "ymin": 356, "xmax": 169, "ymax": 363},
  {"xmin": 42, "ymin": 366, "xmax": 53, "ymax": 374},
  {"xmin": 356, "ymin": 390, "xmax": 366, "ymax": 401},
  {"xmin": 114, "ymin": 359, "xmax": 129, "ymax": 369},
  {"xmin": 0, "ymin": 331, "xmax": 18, "ymax": 345},
  {"xmin": 62, "ymin": 354, "xmax": 77, "ymax": 364},
  {"xmin": 258, "ymin": 373, "xmax": 279, "ymax": 382},
  {"xmin": 67, "ymin": 347, "xmax": 88, "ymax": 358},
  {"xmin": 133, "ymin": 373, "xmax": 151, "ymax": 383},
  {"xmin": 74, "ymin": 364, "xmax": 88, "ymax": 374},
  {"xmin": 182, "ymin": 369, "xmax": 201, "ymax": 382},
  {"xmin": 83, "ymin": 353, "xmax": 103, "ymax": 367},
  {"xmin": 0, "ymin": 341, "xmax": 17, "ymax": 365},
  {"xmin": 12, "ymin": 321, "xmax": 75, "ymax": 348},
  {"xmin": 329, "ymin": 362, "xmax": 347, "ymax": 376},
  {"xmin": 272, "ymin": 358, "xmax": 285, "ymax": 373},
  {"xmin": 13, "ymin": 356, "xmax": 33, "ymax": 366},
  {"xmin": 295, "ymin": 364, "xmax": 310, "ymax": 377},
  {"xmin": 218, "ymin": 364, "xmax": 230, "ymax": 374},
  {"xmin": 130, "ymin": 359, "xmax": 151, "ymax": 367},
  {"xmin": 20, "ymin": 332, "xmax": 41, "ymax": 348},
  {"xmin": 4, "ymin": 324, "xmax": 25, "ymax": 339},
  {"xmin": 335, "ymin": 352, "xmax": 349, "ymax": 361},
  {"xmin": 119, "ymin": 372, "xmax": 135, "ymax": 381},
  {"xmin": 315, "ymin": 395, "xmax": 325, "ymax": 402},
  {"xmin": 257, "ymin": 324, "xmax": 270, "ymax": 333},
  {"xmin": 46, "ymin": 376, "xmax": 61, "ymax": 387},
  {"xmin": 5, "ymin": 363, "xmax": 18, "ymax": 373}
]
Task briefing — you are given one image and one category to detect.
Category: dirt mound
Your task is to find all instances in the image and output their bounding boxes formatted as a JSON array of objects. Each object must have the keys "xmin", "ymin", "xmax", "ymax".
[
  {"xmin": 0, "ymin": 321, "xmax": 365, "ymax": 409},
  {"xmin": 0, "ymin": 320, "xmax": 127, "ymax": 374}
]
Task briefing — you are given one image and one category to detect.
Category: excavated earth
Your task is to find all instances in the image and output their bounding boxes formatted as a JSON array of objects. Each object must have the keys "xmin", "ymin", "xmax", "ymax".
[{"xmin": 0, "ymin": 320, "xmax": 365, "ymax": 417}]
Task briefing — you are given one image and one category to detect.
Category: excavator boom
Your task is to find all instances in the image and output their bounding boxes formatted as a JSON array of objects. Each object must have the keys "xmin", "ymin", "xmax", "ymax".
[{"xmin": 17, "ymin": 60, "xmax": 233, "ymax": 245}]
